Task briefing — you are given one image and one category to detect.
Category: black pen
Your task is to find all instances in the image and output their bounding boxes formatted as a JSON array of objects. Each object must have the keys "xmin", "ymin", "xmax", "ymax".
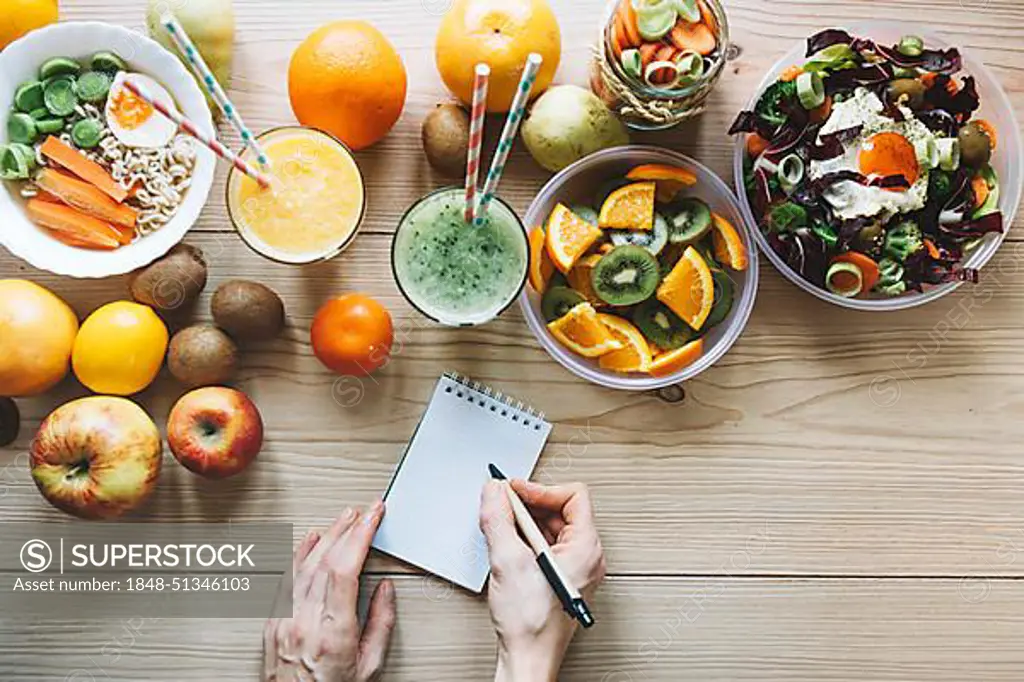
[{"xmin": 488, "ymin": 463, "xmax": 595, "ymax": 629}]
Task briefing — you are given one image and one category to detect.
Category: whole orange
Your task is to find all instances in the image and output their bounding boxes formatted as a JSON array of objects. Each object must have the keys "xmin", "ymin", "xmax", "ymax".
[
  {"xmin": 0, "ymin": 0, "xmax": 59, "ymax": 51},
  {"xmin": 0, "ymin": 279, "xmax": 78, "ymax": 397},
  {"xmin": 289, "ymin": 21, "xmax": 407, "ymax": 150},
  {"xmin": 312, "ymin": 294, "xmax": 394, "ymax": 377},
  {"xmin": 436, "ymin": 0, "xmax": 561, "ymax": 113}
]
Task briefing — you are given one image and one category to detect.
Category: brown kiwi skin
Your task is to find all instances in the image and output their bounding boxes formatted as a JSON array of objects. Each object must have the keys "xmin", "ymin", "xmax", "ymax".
[
  {"xmin": 422, "ymin": 103, "xmax": 470, "ymax": 177},
  {"xmin": 128, "ymin": 243, "xmax": 208, "ymax": 313},
  {"xmin": 168, "ymin": 325, "xmax": 239, "ymax": 388},
  {"xmin": 211, "ymin": 281, "xmax": 286, "ymax": 341}
]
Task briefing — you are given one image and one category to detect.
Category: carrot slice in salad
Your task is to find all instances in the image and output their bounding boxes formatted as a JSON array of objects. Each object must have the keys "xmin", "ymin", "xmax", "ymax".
[
  {"xmin": 39, "ymin": 136, "xmax": 129, "ymax": 203},
  {"xmin": 619, "ymin": 0, "xmax": 642, "ymax": 47},
  {"xmin": 833, "ymin": 252, "xmax": 880, "ymax": 293},
  {"xmin": 26, "ymin": 199, "xmax": 122, "ymax": 250},
  {"xmin": 780, "ymin": 65, "xmax": 804, "ymax": 82},
  {"xmin": 746, "ymin": 132, "xmax": 771, "ymax": 158},
  {"xmin": 972, "ymin": 173, "xmax": 990, "ymax": 208},
  {"xmin": 670, "ymin": 21, "xmax": 716, "ymax": 56},
  {"xmin": 923, "ymin": 239, "xmax": 941, "ymax": 260}
]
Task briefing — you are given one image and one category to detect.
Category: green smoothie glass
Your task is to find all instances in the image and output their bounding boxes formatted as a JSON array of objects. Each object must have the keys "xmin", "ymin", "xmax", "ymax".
[{"xmin": 392, "ymin": 187, "xmax": 529, "ymax": 327}]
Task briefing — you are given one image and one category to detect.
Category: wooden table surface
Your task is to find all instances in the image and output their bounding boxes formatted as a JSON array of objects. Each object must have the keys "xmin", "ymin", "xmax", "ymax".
[{"xmin": 3, "ymin": 0, "xmax": 1024, "ymax": 679}]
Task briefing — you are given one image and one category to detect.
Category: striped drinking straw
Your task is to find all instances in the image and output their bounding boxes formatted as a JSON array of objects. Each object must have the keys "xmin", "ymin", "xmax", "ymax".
[
  {"xmin": 464, "ymin": 64, "xmax": 490, "ymax": 225},
  {"xmin": 159, "ymin": 12, "xmax": 271, "ymax": 169},
  {"xmin": 474, "ymin": 53, "xmax": 543, "ymax": 226},
  {"xmin": 121, "ymin": 79, "xmax": 272, "ymax": 189}
]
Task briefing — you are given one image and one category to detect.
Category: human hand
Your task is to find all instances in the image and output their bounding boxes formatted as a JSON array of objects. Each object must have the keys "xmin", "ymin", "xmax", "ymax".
[
  {"xmin": 480, "ymin": 480, "xmax": 606, "ymax": 682},
  {"xmin": 263, "ymin": 502, "xmax": 397, "ymax": 682}
]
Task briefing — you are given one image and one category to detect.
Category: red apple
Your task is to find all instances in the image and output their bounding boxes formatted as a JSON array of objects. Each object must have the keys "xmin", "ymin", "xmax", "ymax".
[
  {"xmin": 31, "ymin": 397, "xmax": 163, "ymax": 519},
  {"xmin": 167, "ymin": 387, "xmax": 263, "ymax": 479}
]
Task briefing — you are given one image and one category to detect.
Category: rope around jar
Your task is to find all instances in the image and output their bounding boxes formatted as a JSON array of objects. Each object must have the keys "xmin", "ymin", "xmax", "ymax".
[{"xmin": 592, "ymin": 43, "xmax": 714, "ymax": 127}]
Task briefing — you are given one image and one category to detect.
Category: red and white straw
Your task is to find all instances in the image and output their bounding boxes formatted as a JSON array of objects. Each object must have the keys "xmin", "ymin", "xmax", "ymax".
[
  {"xmin": 122, "ymin": 79, "xmax": 272, "ymax": 189},
  {"xmin": 464, "ymin": 63, "xmax": 490, "ymax": 225}
]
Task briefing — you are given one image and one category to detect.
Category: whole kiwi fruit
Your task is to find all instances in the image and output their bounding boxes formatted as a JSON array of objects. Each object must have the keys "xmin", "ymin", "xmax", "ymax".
[
  {"xmin": 212, "ymin": 280, "xmax": 286, "ymax": 341},
  {"xmin": 422, "ymin": 103, "xmax": 470, "ymax": 177},
  {"xmin": 0, "ymin": 398, "xmax": 19, "ymax": 448},
  {"xmin": 168, "ymin": 325, "xmax": 239, "ymax": 388},
  {"xmin": 129, "ymin": 243, "xmax": 208, "ymax": 312}
]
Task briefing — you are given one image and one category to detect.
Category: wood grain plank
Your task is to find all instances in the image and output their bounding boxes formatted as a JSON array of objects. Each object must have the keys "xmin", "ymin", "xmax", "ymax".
[
  {"xmin": 4, "ymin": 234, "xmax": 1024, "ymax": 575},
  {"xmin": 1, "ymin": 576, "xmax": 1023, "ymax": 681}
]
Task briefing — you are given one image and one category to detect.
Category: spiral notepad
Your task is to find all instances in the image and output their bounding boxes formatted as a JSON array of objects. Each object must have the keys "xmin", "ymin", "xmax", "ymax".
[{"xmin": 372, "ymin": 372, "xmax": 552, "ymax": 593}]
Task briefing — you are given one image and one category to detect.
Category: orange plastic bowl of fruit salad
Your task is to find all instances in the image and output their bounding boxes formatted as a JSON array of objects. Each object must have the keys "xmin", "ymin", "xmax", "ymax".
[{"xmin": 519, "ymin": 146, "xmax": 760, "ymax": 391}]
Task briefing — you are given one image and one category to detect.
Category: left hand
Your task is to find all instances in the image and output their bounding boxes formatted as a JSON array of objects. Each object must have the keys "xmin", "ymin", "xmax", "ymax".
[{"xmin": 263, "ymin": 502, "xmax": 397, "ymax": 682}]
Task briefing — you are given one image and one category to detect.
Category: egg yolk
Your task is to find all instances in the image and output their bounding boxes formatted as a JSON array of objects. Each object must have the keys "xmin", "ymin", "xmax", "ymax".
[
  {"xmin": 110, "ymin": 87, "xmax": 154, "ymax": 130},
  {"xmin": 858, "ymin": 132, "xmax": 919, "ymax": 190}
]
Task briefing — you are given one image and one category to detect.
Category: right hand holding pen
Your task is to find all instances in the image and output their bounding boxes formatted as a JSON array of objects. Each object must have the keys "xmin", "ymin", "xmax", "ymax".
[{"xmin": 480, "ymin": 480, "xmax": 606, "ymax": 682}]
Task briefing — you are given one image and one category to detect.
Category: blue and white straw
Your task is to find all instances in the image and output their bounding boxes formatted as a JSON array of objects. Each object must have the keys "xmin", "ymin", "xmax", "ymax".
[
  {"xmin": 160, "ymin": 12, "xmax": 270, "ymax": 169},
  {"xmin": 474, "ymin": 53, "xmax": 543, "ymax": 226}
]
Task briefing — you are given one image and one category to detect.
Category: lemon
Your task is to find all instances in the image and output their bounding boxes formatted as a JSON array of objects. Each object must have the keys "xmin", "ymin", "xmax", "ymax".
[
  {"xmin": 73, "ymin": 302, "xmax": 168, "ymax": 396},
  {"xmin": 0, "ymin": 0, "xmax": 59, "ymax": 50}
]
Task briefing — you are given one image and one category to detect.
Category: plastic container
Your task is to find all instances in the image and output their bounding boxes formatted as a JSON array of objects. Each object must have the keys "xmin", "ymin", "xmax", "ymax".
[
  {"xmin": 591, "ymin": 0, "xmax": 730, "ymax": 131},
  {"xmin": 520, "ymin": 146, "xmax": 759, "ymax": 391},
  {"xmin": 733, "ymin": 22, "xmax": 1022, "ymax": 311}
]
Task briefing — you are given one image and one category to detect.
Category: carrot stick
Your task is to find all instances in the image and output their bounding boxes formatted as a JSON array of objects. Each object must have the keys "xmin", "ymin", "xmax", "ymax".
[
  {"xmin": 39, "ymin": 136, "xmax": 129, "ymax": 204},
  {"xmin": 35, "ymin": 168, "xmax": 138, "ymax": 228},
  {"xmin": 620, "ymin": 0, "xmax": 642, "ymax": 48},
  {"xmin": 610, "ymin": 20, "xmax": 624, "ymax": 59},
  {"xmin": 669, "ymin": 21, "xmax": 717, "ymax": 56},
  {"xmin": 639, "ymin": 43, "xmax": 660, "ymax": 68},
  {"xmin": 26, "ymin": 199, "xmax": 122, "ymax": 250},
  {"xmin": 652, "ymin": 44, "xmax": 678, "ymax": 84},
  {"xmin": 698, "ymin": 0, "xmax": 719, "ymax": 36}
]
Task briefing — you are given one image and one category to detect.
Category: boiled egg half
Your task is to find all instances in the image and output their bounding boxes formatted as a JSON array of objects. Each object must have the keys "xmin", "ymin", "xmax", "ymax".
[{"xmin": 105, "ymin": 72, "xmax": 178, "ymax": 148}]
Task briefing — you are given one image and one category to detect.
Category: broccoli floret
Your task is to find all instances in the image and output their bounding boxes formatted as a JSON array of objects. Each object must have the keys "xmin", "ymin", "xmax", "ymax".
[
  {"xmin": 755, "ymin": 80, "xmax": 798, "ymax": 128},
  {"xmin": 875, "ymin": 257, "xmax": 906, "ymax": 296},
  {"xmin": 929, "ymin": 169, "xmax": 955, "ymax": 203},
  {"xmin": 767, "ymin": 201, "xmax": 808, "ymax": 232},
  {"xmin": 884, "ymin": 221, "xmax": 924, "ymax": 262}
]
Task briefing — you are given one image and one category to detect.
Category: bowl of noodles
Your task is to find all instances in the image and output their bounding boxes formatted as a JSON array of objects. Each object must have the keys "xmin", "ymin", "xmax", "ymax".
[{"xmin": 0, "ymin": 21, "xmax": 215, "ymax": 278}]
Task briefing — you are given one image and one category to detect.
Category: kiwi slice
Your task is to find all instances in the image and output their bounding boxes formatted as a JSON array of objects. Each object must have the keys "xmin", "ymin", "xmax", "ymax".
[
  {"xmin": 542, "ymin": 286, "xmax": 586, "ymax": 322},
  {"xmin": 570, "ymin": 204, "xmax": 599, "ymax": 226},
  {"xmin": 633, "ymin": 300, "xmax": 694, "ymax": 351},
  {"xmin": 667, "ymin": 198, "xmax": 712, "ymax": 244},
  {"xmin": 609, "ymin": 212, "xmax": 670, "ymax": 256},
  {"xmin": 704, "ymin": 270, "xmax": 735, "ymax": 329},
  {"xmin": 591, "ymin": 245, "xmax": 660, "ymax": 307},
  {"xmin": 659, "ymin": 243, "xmax": 684, "ymax": 278}
]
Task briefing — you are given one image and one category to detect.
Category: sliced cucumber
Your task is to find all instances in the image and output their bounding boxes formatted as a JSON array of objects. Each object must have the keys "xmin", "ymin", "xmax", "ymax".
[
  {"xmin": 826, "ymin": 261, "xmax": 863, "ymax": 297},
  {"xmin": 90, "ymin": 51, "xmax": 128, "ymax": 74},
  {"xmin": 796, "ymin": 71, "xmax": 825, "ymax": 110},
  {"xmin": 704, "ymin": 270, "xmax": 735, "ymax": 328},
  {"xmin": 7, "ymin": 113, "xmax": 38, "ymax": 145},
  {"xmin": 40, "ymin": 57, "xmax": 82, "ymax": 80},
  {"xmin": 0, "ymin": 145, "xmax": 31, "ymax": 180},
  {"xmin": 72, "ymin": 118, "xmax": 104, "ymax": 149},
  {"xmin": 609, "ymin": 212, "xmax": 670, "ymax": 255},
  {"xmin": 635, "ymin": 0, "xmax": 677, "ymax": 42},
  {"xmin": 621, "ymin": 49, "xmax": 643, "ymax": 80},
  {"xmin": 44, "ymin": 77, "xmax": 79, "ymax": 117},
  {"xmin": 75, "ymin": 71, "xmax": 112, "ymax": 104},
  {"xmin": 667, "ymin": 198, "xmax": 712, "ymax": 243},
  {"xmin": 14, "ymin": 81, "xmax": 45, "ymax": 113},
  {"xmin": 671, "ymin": 0, "xmax": 701, "ymax": 22}
]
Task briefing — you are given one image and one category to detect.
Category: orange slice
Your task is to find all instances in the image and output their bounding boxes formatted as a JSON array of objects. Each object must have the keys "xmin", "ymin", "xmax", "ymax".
[
  {"xmin": 626, "ymin": 164, "xmax": 698, "ymax": 186},
  {"xmin": 649, "ymin": 338, "xmax": 704, "ymax": 377},
  {"xmin": 598, "ymin": 314, "xmax": 653, "ymax": 373},
  {"xmin": 529, "ymin": 226, "xmax": 556, "ymax": 292},
  {"xmin": 657, "ymin": 246, "xmax": 715, "ymax": 330},
  {"xmin": 547, "ymin": 302, "xmax": 623, "ymax": 358},
  {"xmin": 710, "ymin": 213, "xmax": 749, "ymax": 271},
  {"xmin": 598, "ymin": 181, "xmax": 655, "ymax": 231},
  {"xmin": 546, "ymin": 204, "xmax": 604, "ymax": 273},
  {"xmin": 566, "ymin": 254, "xmax": 604, "ymax": 306}
]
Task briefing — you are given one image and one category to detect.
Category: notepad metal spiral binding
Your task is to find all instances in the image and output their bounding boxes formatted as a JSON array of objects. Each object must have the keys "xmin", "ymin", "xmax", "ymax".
[{"xmin": 442, "ymin": 371, "xmax": 547, "ymax": 431}]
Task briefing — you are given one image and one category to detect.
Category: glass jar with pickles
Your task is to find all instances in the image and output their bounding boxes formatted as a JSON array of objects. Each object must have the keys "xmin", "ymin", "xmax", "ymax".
[{"xmin": 590, "ymin": 0, "xmax": 729, "ymax": 131}]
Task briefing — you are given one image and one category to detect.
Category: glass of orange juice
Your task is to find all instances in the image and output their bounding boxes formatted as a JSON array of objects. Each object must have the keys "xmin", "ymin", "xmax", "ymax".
[{"xmin": 226, "ymin": 127, "xmax": 365, "ymax": 264}]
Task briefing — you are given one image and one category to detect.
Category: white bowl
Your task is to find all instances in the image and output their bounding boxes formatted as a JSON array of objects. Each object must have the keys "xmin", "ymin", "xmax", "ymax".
[
  {"xmin": 0, "ymin": 21, "xmax": 216, "ymax": 278},
  {"xmin": 520, "ymin": 146, "xmax": 759, "ymax": 391},
  {"xmin": 733, "ymin": 21, "xmax": 1022, "ymax": 311}
]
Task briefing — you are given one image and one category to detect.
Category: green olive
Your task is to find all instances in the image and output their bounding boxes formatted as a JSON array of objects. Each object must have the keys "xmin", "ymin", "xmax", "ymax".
[
  {"xmin": 958, "ymin": 122, "xmax": 993, "ymax": 168},
  {"xmin": 886, "ymin": 78, "xmax": 927, "ymax": 110}
]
